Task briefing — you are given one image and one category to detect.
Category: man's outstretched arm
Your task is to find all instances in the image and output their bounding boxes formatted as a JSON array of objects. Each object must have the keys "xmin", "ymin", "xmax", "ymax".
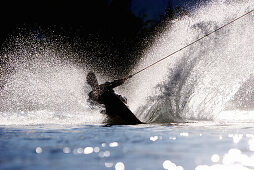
[{"xmin": 105, "ymin": 77, "xmax": 128, "ymax": 89}]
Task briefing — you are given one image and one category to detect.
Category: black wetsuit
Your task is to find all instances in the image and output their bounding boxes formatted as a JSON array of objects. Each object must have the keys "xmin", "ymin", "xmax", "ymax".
[
  {"xmin": 88, "ymin": 79, "xmax": 126, "ymax": 105},
  {"xmin": 88, "ymin": 79, "xmax": 142, "ymax": 125}
]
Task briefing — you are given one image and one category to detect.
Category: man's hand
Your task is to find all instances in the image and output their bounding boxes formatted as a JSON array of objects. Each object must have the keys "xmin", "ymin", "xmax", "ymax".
[
  {"xmin": 123, "ymin": 75, "xmax": 133, "ymax": 82},
  {"xmin": 119, "ymin": 78, "xmax": 126, "ymax": 84},
  {"xmin": 121, "ymin": 75, "xmax": 132, "ymax": 84}
]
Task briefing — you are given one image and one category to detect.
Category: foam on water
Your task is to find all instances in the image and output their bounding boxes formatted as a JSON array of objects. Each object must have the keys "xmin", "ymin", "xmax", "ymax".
[{"xmin": 123, "ymin": 0, "xmax": 254, "ymax": 123}]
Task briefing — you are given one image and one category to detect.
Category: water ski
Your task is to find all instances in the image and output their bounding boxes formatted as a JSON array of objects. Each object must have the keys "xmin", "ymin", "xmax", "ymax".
[{"xmin": 101, "ymin": 91, "xmax": 142, "ymax": 125}]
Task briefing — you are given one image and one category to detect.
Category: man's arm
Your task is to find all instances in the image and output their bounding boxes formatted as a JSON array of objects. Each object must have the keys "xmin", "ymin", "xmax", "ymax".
[{"xmin": 104, "ymin": 78, "xmax": 127, "ymax": 89}]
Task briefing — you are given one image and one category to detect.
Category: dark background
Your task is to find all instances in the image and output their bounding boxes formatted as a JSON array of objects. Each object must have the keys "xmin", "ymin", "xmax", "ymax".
[{"xmin": 0, "ymin": 0, "xmax": 201, "ymax": 77}]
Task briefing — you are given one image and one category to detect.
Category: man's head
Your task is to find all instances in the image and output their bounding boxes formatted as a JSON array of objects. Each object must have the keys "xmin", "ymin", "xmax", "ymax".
[{"xmin": 86, "ymin": 71, "xmax": 99, "ymax": 89}]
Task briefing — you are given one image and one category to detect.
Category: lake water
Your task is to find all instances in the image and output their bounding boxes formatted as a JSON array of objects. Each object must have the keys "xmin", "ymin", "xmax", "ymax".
[
  {"xmin": 1, "ymin": 0, "xmax": 254, "ymax": 170},
  {"xmin": 1, "ymin": 122, "xmax": 254, "ymax": 170}
]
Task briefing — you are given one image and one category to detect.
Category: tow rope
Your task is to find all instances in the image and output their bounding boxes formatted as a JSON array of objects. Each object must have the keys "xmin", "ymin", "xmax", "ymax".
[{"xmin": 127, "ymin": 8, "xmax": 254, "ymax": 79}]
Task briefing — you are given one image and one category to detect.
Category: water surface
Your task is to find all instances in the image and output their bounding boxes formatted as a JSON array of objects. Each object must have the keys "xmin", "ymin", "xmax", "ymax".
[{"xmin": 1, "ymin": 122, "xmax": 254, "ymax": 170}]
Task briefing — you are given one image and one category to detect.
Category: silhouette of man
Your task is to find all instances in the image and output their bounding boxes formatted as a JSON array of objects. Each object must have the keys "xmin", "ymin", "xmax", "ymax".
[
  {"xmin": 86, "ymin": 71, "xmax": 141, "ymax": 125},
  {"xmin": 86, "ymin": 71, "xmax": 127, "ymax": 105}
]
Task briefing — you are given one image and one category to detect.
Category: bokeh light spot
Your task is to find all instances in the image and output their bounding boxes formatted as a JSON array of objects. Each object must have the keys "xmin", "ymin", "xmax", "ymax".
[
  {"xmin": 35, "ymin": 147, "xmax": 42, "ymax": 154},
  {"xmin": 115, "ymin": 162, "xmax": 125, "ymax": 170}
]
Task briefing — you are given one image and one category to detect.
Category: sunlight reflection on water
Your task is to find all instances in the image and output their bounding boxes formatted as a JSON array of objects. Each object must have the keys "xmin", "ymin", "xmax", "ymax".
[
  {"xmin": 195, "ymin": 137, "xmax": 254, "ymax": 170},
  {"xmin": 163, "ymin": 160, "xmax": 184, "ymax": 170},
  {"xmin": 1, "ymin": 123, "xmax": 254, "ymax": 170}
]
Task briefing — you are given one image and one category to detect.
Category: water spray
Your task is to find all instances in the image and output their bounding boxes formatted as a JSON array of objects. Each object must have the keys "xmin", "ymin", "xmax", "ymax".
[{"xmin": 126, "ymin": 8, "xmax": 254, "ymax": 80}]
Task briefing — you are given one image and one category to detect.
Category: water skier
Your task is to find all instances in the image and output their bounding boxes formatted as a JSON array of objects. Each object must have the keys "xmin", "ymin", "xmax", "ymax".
[{"xmin": 86, "ymin": 71, "xmax": 142, "ymax": 125}]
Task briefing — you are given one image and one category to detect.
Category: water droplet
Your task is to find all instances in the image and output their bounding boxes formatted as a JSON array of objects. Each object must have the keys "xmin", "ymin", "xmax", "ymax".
[
  {"xmin": 211, "ymin": 154, "xmax": 220, "ymax": 162},
  {"xmin": 63, "ymin": 147, "xmax": 71, "ymax": 154},
  {"xmin": 115, "ymin": 162, "xmax": 125, "ymax": 170},
  {"xmin": 35, "ymin": 147, "xmax": 42, "ymax": 154},
  {"xmin": 84, "ymin": 147, "xmax": 93, "ymax": 154},
  {"xmin": 109, "ymin": 142, "xmax": 119, "ymax": 147}
]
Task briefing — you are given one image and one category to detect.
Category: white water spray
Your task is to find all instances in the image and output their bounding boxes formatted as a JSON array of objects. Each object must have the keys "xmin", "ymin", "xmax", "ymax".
[
  {"xmin": 1, "ymin": 0, "xmax": 254, "ymax": 125},
  {"xmin": 124, "ymin": 0, "xmax": 254, "ymax": 123},
  {"xmin": 0, "ymin": 35, "xmax": 104, "ymax": 125}
]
